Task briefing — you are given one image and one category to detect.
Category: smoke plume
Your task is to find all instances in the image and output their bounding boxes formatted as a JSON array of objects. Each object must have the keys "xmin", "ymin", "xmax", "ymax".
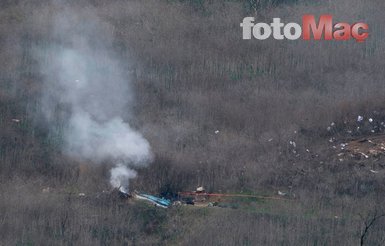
[
  {"xmin": 110, "ymin": 164, "xmax": 138, "ymax": 194},
  {"xmin": 36, "ymin": 5, "xmax": 152, "ymax": 192}
]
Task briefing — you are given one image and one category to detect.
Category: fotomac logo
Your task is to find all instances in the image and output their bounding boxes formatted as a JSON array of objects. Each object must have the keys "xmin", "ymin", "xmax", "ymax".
[{"xmin": 241, "ymin": 15, "xmax": 369, "ymax": 42}]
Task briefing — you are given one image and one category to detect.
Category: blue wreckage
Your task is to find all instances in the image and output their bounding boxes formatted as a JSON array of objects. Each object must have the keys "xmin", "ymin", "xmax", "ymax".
[{"xmin": 134, "ymin": 192, "xmax": 172, "ymax": 208}]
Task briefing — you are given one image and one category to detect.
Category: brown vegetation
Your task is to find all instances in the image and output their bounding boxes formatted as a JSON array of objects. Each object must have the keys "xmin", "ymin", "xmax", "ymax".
[{"xmin": 1, "ymin": 0, "xmax": 385, "ymax": 245}]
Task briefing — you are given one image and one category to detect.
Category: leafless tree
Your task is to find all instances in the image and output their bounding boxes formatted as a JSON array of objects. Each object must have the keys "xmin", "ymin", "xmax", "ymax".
[{"xmin": 360, "ymin": 210, "xmax": 385, "ymax": 246}]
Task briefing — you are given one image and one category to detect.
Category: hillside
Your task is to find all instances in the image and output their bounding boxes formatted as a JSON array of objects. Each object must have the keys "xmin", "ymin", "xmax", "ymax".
[{"xmin": 1, "ymin": 0, "xmax": 385, "ymax": 245}]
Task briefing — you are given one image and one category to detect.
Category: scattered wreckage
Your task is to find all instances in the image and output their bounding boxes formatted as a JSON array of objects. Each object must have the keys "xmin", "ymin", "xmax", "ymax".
[
  {"xmin": 134, "ymin": 192, "xmax": 172, "ymax": 208},
  {"xmin": 117, "ymin": 189, "xmax": 172, "ymax": 208},
  {"xmin": 41, "ymin": 186, "xmax": 291, "ymax": 209},
  {"xmin": 116, "ymin": 186, "xmax": 290, "ymax": 209},
  {"xmin": 329, "ymin": 114, "xmax": 385, "ymax": 160},
  {"xmin": 335, "ymin": 134, "xmax": 385, "ymax": 160},
  {"xmin": 345, "ymin": 135, "xmax": 385, "ymax": 158}
]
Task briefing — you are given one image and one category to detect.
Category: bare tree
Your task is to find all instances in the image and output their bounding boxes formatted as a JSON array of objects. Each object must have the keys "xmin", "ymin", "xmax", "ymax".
[{"xmin": 359, "ymin": 210, "xmax": 385, "ymax": 246}]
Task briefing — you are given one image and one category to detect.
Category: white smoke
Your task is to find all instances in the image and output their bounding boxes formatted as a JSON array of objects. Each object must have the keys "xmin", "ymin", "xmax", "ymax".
[
  {"xmin": 36, "ymin": 5, "xmax": 152, "ymax": 192},
  {"xmin": 110, "ymin": 164, "xmax": 138, "ymax": 194}
]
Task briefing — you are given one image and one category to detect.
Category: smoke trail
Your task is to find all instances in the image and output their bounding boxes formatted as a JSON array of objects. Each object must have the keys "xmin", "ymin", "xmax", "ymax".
[{"xmin": 36, "ymin": 5, "xmax": 152, "ymax": 192}]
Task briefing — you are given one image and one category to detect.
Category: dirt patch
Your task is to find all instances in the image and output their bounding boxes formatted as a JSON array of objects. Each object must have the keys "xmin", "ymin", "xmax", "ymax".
[{"xmin": 345, "ymin": 134, "xmax": 385, "ymax": 158}]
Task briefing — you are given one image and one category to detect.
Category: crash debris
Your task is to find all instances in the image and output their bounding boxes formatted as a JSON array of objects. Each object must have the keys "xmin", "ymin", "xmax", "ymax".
[
  {"xmin": 344, "ymin": 135, "xmax": 385, "ymax": 158},
  {"xmin": 117, "ymin": 189, "xmax": 171, "ymax": 208},
  {"xmin": 114, "ymin": 186, "xmax": 291, "ymax": 209}
]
